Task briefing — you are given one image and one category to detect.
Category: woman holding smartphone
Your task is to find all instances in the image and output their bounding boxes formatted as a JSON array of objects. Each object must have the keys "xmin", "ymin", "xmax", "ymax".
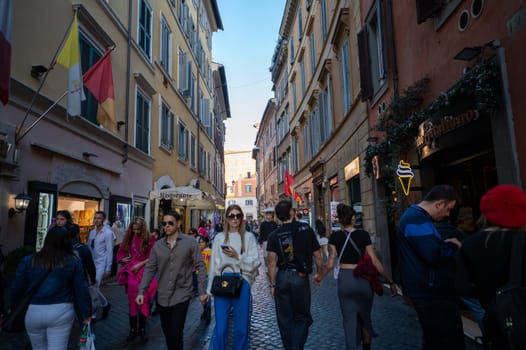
[{"xmin": 207, "ymin": 204, "xmax": 260, "ymax": 350}]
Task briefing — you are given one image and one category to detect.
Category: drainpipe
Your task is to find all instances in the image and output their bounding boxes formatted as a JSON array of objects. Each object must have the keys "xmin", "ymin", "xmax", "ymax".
[
  {"xmin": 386, "ymin": 0, "xmax": 399, "ymax": 96},
  {"xmin": 122, "ymin": 0, "xmax": 132, "ymax": 164},
  {"xmin": 496, "ymin": 47, "xmax": 521, "ymax": 186}
]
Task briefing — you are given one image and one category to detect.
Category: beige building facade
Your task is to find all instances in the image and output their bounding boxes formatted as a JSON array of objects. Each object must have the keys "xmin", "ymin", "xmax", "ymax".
[
  {"xmin": 260, "ymin": 0, "xmax": 390, "ymax": 264},
  {"xmin": 253, "ymin": 98, "xmax": 279, "ymax": 213},
  {"xmin": 225, "ymin": 150, "xmax": 258, "ymax": 221},
  {"xmin": 0, "ymin": 0, "xmax": 227, "ymax": 254}
]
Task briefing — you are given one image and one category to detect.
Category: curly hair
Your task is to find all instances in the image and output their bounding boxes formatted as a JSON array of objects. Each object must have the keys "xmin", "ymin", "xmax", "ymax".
[{"xmin": 121, "ymin": 217, "xmax": 150, "ymax": 255}]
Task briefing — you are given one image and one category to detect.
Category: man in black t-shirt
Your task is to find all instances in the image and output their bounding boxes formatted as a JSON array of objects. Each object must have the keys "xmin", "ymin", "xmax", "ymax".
[
  {"xmin": 258, "ymin": 211, "xmax": 278, "ymax": 245},
  {"xmin": 267, "ymin": 200, "xmax": 322, "ymax": 350}
]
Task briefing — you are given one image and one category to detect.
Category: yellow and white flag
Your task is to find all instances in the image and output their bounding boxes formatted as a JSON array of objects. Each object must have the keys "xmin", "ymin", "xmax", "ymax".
[{"xmin": 56, "ymin": 13, "xmax": 85, "ymax": 116}]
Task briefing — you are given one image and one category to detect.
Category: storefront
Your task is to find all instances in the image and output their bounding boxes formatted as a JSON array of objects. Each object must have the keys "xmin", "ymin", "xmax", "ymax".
[
  {"xmin": 150, "ymin": 186, "xmax": 217, "ymax": 234},
  {"xmin": 415, "ymin": 109, "xmax": 497, "ymax": 232},
  {"xmin": 26, "ymin": 181, "xmax": 136, "ymax": 249}
]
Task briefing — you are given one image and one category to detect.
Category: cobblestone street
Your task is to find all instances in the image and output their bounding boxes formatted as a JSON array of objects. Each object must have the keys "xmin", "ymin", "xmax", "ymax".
[{"xmin": 1, "ymin": 246, "xmax": 426, "ymax": 350}]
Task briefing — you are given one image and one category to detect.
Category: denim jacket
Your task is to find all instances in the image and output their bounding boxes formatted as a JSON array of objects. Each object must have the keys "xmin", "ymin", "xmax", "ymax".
[{"xmin": 10, "ymin": 254, "xmax": 91, "ymax": 320}]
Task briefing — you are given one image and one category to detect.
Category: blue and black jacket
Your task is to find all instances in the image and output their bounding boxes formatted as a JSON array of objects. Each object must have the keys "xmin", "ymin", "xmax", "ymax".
[{"xmin": 397, "ymin": 205, "xmax": 458, "ymax": 298}]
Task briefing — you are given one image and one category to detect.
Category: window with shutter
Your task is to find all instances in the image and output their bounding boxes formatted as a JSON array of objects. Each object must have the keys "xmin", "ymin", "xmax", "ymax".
[
  {"xmin": 135, "ymin": 90, "xmax": 150, "ymax": 154},
  {"xmin": 179, "ymin": 51, "xmax": 188, "ymax": 91},
  {"xmin": 357, "ymin": 29, "xmax": 372, "ymax": 101},
  {"xmin": 416, "ymin": 0, "xmax": 444, "ymax": 24}
]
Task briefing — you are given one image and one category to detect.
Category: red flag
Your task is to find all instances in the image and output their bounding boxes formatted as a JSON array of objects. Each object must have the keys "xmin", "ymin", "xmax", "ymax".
[
  {"xmin": 293, "ymin": 191, "xmax": 303, "ymax": 203},
  {"xmin": 0, "ymin": 0, "xmax": 13, "ymax": 105},
  {"xmin": 83, "ymin": 50, "xmax": 116, "ymax": 131},
  {"xmin": 284, "ymin": 171, "xmax": 295, "ymax": 197}
]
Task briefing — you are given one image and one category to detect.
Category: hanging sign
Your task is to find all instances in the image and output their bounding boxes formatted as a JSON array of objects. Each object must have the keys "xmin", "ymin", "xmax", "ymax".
[{"xmin": 396, "ymin": 160, "xmax": 414, "ymax": 196}]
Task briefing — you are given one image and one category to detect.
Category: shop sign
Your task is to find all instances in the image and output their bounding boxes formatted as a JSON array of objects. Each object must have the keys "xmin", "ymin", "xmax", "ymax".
[
  {"xmin": 344, "ymin": 156, "xmax": 360, "ymax": 181},
  {"xmin": 396, "ymin": 160, "xmax": 414, "ymax": 196},
  {"xmin": 415, "ymin": 110, "xmax": 480, "ymax": 159}
]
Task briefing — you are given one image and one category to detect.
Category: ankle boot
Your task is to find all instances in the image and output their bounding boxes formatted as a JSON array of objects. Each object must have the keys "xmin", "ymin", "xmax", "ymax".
[
  {"xmin": 126, "ymin": 316, "xmax": 137, "ymax": 342},
  {"xmin": 138, "ymin": 313, "xmax": 148, "ymax": 343}
]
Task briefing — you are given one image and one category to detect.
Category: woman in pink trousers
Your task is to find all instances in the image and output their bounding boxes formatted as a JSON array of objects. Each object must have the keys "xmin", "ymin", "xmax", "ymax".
[{"xmin": 117, "ymin": 217, "xmax": 157, "ymax": 343}]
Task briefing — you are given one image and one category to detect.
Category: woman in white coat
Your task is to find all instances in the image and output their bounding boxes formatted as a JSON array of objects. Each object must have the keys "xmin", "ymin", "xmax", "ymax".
[{"xmin": 207, "ymin": 204, "xmax": 260, "ymax": 350}]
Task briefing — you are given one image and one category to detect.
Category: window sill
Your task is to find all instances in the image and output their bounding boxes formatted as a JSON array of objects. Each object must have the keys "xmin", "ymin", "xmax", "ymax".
[{"xmin": 159, "ymin": 145, "xmax": 174, "ymax": 155}]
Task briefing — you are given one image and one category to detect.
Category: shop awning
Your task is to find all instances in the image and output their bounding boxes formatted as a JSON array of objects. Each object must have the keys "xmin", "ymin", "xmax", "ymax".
[{"xmin": 149, "ymin": 186, "xmax": 217, "ymax": 210}]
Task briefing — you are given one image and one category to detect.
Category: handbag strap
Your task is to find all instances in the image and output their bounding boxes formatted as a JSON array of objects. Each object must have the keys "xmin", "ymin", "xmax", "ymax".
[
  {"xmin": 336, "ymin": 230, "xmax": 352, "ymax": 266},
  {"xmin": 347, "ymin": 231, "xmax": 364, "ymax": 257},
  {"xmin": 220, "ymin": 264, "xmax": 243, "ymax": 275}
]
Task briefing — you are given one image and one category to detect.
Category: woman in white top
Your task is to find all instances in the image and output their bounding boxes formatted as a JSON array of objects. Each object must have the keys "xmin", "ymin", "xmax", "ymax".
[{"xmin": 207, "ymin": 204, "xmax": 260, "ymax": 350}]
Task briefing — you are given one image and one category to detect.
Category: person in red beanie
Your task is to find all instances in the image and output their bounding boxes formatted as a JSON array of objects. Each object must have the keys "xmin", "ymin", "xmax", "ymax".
[{"xmin": 458, "ymin": 184, "xmax": 526, "ymax": 350}]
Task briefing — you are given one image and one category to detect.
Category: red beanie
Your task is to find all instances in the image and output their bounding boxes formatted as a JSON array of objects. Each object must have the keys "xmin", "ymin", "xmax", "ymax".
[{"xmin": 480, "ymin": 184, "xmax": 526, "ymax": 228}]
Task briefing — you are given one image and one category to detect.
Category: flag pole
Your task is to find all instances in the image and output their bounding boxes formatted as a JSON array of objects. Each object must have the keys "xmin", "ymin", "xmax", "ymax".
[
  {"xmin": 14, "ymin": 12, "xmax": 77, "ymax": 145},
  {"xmin": 15, "ymin": 90, "xmax": 69, "ymax": 143}
]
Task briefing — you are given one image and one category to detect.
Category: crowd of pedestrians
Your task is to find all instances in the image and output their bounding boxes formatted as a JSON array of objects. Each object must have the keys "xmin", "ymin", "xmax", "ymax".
[{"xmin": 3, "ymin": 183, "xmax": 526, "ymax": 350}]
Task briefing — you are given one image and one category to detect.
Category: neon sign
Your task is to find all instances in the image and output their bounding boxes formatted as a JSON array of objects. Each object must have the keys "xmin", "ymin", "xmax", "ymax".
[{"xmin": 396, "ymin": 160, "xmax": 414, "ymax": 196}]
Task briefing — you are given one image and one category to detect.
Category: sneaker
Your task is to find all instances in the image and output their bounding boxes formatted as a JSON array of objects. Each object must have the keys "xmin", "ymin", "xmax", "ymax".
[{"xmin": 101, "ymin": 303, "xmax": 111, "ymax": 320}]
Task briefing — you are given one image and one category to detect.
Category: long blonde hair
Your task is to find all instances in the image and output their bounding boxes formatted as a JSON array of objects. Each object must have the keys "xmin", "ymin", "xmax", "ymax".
[{"xmin": 224, "ymin": 204, "xmax": 246, "ymax": 253}]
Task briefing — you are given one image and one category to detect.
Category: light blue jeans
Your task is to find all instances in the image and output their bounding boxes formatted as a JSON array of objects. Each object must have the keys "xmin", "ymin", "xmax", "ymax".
[{"xmin": 25, "ymin": 303, "xmax": 75, "ymax": 350}]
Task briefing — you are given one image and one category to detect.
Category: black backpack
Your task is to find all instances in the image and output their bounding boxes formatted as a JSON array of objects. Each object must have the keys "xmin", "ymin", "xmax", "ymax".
[{"xmin": 491, "ymin": 232, "xmax": 526, "ymax": 348}]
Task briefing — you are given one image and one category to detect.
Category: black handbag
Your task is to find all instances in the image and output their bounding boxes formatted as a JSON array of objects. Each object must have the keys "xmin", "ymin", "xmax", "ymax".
[
  {"xmin": 210, "ymin": 265, "xmax": 243, "ymax": 298},
  {"xmin": 2, "ymin": 268, "xmax": 51, "ymax": 333}
]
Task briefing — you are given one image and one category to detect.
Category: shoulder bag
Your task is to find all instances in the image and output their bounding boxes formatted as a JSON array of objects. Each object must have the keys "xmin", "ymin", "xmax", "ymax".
[
  {"xmin": 348, "ymin": 233, "xmax": 383, "ymax": 296},
  {"xmin": 210, "ymin": 265, "xmax": 243, "ymax": 298},
  {"xmin": 491, "ymin": 232, "xmax": 526, "ymax": 348},
  {"xmin": 333, "ymin": 230, "xmax": 352, "ymax": 280},
  {"xmin": 2, "ymin": 268, "xmax": 52, "ymax": 333}
]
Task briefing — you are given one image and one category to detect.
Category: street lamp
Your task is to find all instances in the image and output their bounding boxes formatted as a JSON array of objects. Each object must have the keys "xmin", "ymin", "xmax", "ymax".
[{"xmin": 8, "ymin": 193, "xmax": 32, "ymax": 218}]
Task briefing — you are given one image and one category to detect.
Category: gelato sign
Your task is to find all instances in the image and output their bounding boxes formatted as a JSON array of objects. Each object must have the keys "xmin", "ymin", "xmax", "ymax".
[{"xmin": 396, "ymin": 160, "xmax": 414, "ymax": 196}]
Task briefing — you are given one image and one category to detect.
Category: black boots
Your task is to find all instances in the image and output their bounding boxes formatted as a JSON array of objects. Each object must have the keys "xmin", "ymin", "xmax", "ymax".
[
  {"xmin": 138, "ymin": 313, "xmax": 148, "ymax": 343},
  {"xmin": 126, "ymin": 316, "xmax": 137, "ymax": 342},
  {"xmin": 101, "ymin": 303, "xmax": 111, "ymax": 320}
]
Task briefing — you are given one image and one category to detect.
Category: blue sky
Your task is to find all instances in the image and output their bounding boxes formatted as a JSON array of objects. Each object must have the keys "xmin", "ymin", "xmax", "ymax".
[{"xmin": 213, "ymin": 1, "xmax": 286, "ymax": 151}]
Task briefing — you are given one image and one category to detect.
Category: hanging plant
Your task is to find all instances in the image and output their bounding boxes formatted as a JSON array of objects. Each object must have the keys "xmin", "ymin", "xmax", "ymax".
[{"xmin": 364, "ymin": 60, "xmax": 501, "ymax": 178}]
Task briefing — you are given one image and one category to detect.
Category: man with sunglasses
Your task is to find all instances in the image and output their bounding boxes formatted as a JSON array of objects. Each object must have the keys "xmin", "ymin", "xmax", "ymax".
[
  {"xmin": 136, "ymin": 211, "xmax": 207, "ymax": 350},
  {"xmin": 88, "ymin": 210, "xmax": 113, "ymax": 320}
]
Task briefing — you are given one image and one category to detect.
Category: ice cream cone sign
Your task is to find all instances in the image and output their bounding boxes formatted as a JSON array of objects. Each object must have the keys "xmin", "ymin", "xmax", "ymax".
[{"xmin": 396, "ymin": 160, "xmax": 414, "ymax": 196}]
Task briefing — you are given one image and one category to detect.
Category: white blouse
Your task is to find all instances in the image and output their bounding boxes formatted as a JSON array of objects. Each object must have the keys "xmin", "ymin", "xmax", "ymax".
[{"xmin": 206, "ymin": 231, "xmax": 260, "ymax": 295}]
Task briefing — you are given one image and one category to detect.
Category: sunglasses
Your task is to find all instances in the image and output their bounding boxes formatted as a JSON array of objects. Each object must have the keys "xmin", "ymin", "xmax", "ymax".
[
  {"xmin": 162, "ymin": 221, "xmax": 175, "ymax": 226},
  {"xmin": 227, "ymin": 213, "xmax": 243, "ymax": 220}
]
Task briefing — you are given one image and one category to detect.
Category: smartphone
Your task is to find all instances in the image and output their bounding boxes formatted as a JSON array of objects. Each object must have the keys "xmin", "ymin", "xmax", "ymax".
[{"xmin": 221, "ymin": 245, "xmax": 230, "ymax": 250}]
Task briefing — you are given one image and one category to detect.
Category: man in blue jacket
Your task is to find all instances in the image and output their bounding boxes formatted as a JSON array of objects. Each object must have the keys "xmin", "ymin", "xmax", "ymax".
[{"xmin": 397, "ymin": 184, "xmax": 465, "ymax": 350}]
